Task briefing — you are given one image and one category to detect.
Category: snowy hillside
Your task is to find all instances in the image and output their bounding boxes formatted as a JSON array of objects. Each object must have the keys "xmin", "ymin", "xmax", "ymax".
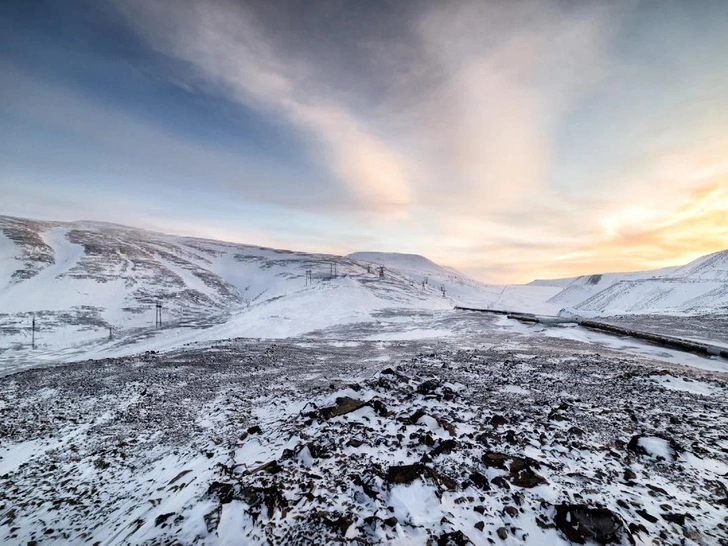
[
  {"xmin": 544, "ymin": 252, "xmax": 728, "ymax": 316},
  {"xmin": 347, "ymin": 251, "xmax": 492, "ymax": 306},
  {"xmin": 0, "ymin": 216, "xmax": 500, "ymax": 364}
]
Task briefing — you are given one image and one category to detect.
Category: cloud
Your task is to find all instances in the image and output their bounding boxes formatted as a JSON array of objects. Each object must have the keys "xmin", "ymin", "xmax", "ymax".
[
  {"xmin": 403, "ymin": 1, "xmax": 615, "ymax": 213},
  {"xmin": 8, "ymin": 0, "xmax": 724, "ymax": 283},
  {"xmin": 114, "ymin": 0, "xmax": 414, "ymax": 214}
]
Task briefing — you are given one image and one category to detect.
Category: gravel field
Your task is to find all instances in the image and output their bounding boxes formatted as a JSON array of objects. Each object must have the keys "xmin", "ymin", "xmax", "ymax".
[{"xmin": 1, "ymin": 311, "xmax": 727, "ymax": 545}]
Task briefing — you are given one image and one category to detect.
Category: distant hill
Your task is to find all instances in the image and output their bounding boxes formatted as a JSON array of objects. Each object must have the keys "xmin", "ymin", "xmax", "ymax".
[
  {"xmin": 538, "ymin": 252, "xmax": 728, "ymax": 315},
  {"xmin": 0, "ymin": 216, "xmax": 493, "ymax": 365}
]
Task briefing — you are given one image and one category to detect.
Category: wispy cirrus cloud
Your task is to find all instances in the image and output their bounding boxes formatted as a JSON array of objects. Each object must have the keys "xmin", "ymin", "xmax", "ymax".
[{"xmin": 115, "ymin": 0, "xmax": 415, "ymax": 214}]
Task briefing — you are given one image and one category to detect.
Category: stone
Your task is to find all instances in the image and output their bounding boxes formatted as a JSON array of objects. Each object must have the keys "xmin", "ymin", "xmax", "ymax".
[
  {"xmin": 437, "ymin": 530, "xmax": 473, "ymax": 545},
  {"xmin": 482, "ymin": 452, "xmax": 509, "ymax": 469},
  {"xmin": 417, "ymin": 379, "xmax": 440, "ymax": 395},
  {"xmin": 469, "ymin": 471, "xmax": 490, "ymax": 491},
  {"xmin": 490, "ymin": 415, "xmax": 508, "ymax": 428},
  {"xmin": 319, "ymin": 397, "xmax": 367, "ymax": 419},
  {"xmin": 554, "ymin": 504, "xmax": 633, "ymax": 545},
  {"xmin": 155, "ymin": 512, "xmax": 175, "ymax": 527}
]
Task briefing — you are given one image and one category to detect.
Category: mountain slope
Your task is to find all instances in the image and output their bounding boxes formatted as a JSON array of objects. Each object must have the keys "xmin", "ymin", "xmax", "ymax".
[
  {"xmin": 545, "ymin": 251, "xmax": 728, "ymax": 315},
  {"xmin": 347, "ymin": 251, "xmax": 493, "ymax": 306},
  {"xmin": 0, "ymin": 216, "xmax": 493, "ymax": 364}
]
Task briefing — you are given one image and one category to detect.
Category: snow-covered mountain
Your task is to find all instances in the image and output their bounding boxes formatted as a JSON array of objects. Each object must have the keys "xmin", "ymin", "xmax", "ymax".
[
  {"xmin": 542, "ymin": 251, "xmax": 728, "ymax": 316},
  {"xmin": 347, "ymin": 251, "xmax": 485, "ymax": 303},
  {"xmin": 0, "ymin": 215, "xmax": 496, "ymax": 362}
]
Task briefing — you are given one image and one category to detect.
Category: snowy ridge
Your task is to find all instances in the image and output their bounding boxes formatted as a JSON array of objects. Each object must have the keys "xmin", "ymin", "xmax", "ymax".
[
  {"xmin": 545, "ymin": 255, "xmax": 728, "ymax": 316},
  {"xmin": 0, "ymin": 216, "xmax": 496, "ymax": 366},
  {"xmin": 348, "ymin": 251, "xmax": 496, "ymax": 308}
]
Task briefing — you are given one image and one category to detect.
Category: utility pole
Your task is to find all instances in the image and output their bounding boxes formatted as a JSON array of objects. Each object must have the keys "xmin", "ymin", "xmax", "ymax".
[
  {"xmin": 378, "ymin": 266, "xmax": 385, "ymax": 279},
  {"xmin": 495, "ymin": 285, "xmax": 508, "ymax": 307},
  {"xmin": 155, "ymin": 301, "xmax": 163, "ymax": 329},
  {"xmin": 108, "ymin": 326, "xmax": 113, "ymax": 340},
  {"xmin": 305, "ymin": 269, "xmax": 313, "ymax": 287},
  {"xmin": 31, "ymin": 317, "xmax": 35, "ymax": 349}
]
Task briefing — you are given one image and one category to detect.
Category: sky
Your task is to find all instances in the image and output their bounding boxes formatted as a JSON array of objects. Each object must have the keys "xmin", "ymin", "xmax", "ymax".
[{"xmin": 1, "ymin": 0, "xmax": 728, "ymax": 283}]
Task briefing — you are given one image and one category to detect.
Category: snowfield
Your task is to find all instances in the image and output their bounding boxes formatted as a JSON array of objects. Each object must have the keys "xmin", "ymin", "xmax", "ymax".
[{"xmin": 1, "ymin": 215, "xmax": 728, "ymax": 545}]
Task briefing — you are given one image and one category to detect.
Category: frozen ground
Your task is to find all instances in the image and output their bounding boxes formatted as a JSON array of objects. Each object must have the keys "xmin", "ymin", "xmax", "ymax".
[{"xmin": 1, "ymin": 311, "xmax": 727, "ymax": 545}]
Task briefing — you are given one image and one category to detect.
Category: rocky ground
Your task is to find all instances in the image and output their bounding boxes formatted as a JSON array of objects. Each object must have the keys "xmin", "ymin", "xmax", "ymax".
[{"xmin": 1, "ymin": 322, "xmax": 727, "ymax": 545}]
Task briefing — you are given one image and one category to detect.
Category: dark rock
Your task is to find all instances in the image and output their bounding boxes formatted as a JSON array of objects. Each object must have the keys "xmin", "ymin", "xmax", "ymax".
[
  {"xmin": 155, "ymin": 513, "xmax": 175, "ymax": 527},
  {"xmin": 503, "ymin": 505, "xmax": 519, "ymax": 517},
  {"xmin": 247, "ymin": 425, "xmax": 262, "ymax": 435},
  {"xmin": 509, "ymin": 467, "xmax": 547, "ymax": 488},
  {"xmin": 203, "ymin": 506, "xmax": 221, "ymax": 533},
  {"xmin": 386, "ymin": 463, "xmax": 456, "ymax": 490},
  {"xmin": 386, "ymin": 463, "xmax": 429, "ymax": 485},
  {"xmin": 482, "ymin": 452, "xmax": 509, "ymax": 469},
  {"xmin": 474, "ymin": 433, "xmax": 490, "ymax": 447},
  {"xmin": 469, "ymin": 471, "xmax": 490, "ymax": 491},
  {"xmin": 491, "ymin": 476, "xmax": 510, "ymax": 489},
  {"xmin": 623, "ymin": 468, "xmax": 636, "ymax": 481},
  {"xmin": 368, "ymin": 398, "xmax": 390, "ymax": 417},
  {"xmin": 636, "ymin": 509, "xmax": 657, "ymax": 523},
  {"xmin": 628, "ymin": 522, "xmax": 648, "ymax": 536},
  {"xmin": 353, "ymin": 474, "xmax": 379, "ymax": 500},
  {"xmin": 408, "ymin": 408, "xmax": 428, "ymax": 424},
  {"xmin": 417, "ymin": 379, "xmax": 440, "ymax": 395},
  {"xmin": 319, "ymin": 397, "xmax": 367, "ymax": 419},
  {"xmin": 645, "ymin": 483, "xmax": 668, "ymax": 496},
  {"xmin": 496, "ymin": 527, "xmax": 508, "ymax": 540},
  {"xmin": 207, "ymin": 482, "xmax": 235, "ymax": 504},
  {"xmin": 432, "ymin": 439, "xmax": 458, "ymax": 457},
  {"xmin": 256, "ymin": 460, "xmax": 282, "ymax": 474},
  {"xmin": 474, "ymin": 521, "xmax": 484, "ymax": 531},
  {"xmin": 661, "ymin": 512, "xmax": 688, "ymax": 526},
  {"xmin": 491, "ymin": 415, "xmax": 508, "ymax": 428},
  {"xmin": 437, "ymin": 530, "xmax": 473, "ymax": 545},
  {"xmin": 554, "ymin": 504, "xmax": 633, "ymax": 545},
  {"xmin": 509, "ymin": 456, "xmax": 540, "ymax": 473},
  {"xmin": 240, "ymin": 485, "xmax": 289, "ymax": 519}
]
